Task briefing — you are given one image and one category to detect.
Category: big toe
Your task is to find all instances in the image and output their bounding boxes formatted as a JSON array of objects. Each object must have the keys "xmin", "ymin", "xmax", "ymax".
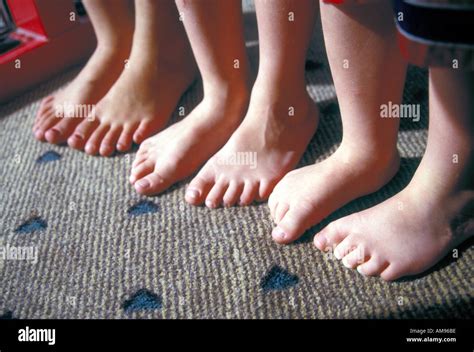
[
  {"xmin": 185, "ymin": 175, "xmax": 214, "ymax": 206},
  {"xmin": 134, "ymin": 171, "xmax": 169, "ymax": 195},
  {"xmin": 313, "ymin": 220, "xmax": 350, "ymax": 252},
  {"xmin": 133, "ymin": 159, "xmax": 181, "ymax": 196},
  {"xmin": 271, "ymin": 203, "xmax": 315, "ymax": 244}
]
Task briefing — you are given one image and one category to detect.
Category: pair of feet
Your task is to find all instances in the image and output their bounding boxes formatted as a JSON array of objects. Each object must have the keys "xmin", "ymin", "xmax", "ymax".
[
  {"xmin": 34, "ymin": 32, "xmax": 198, "ymax": 156},
  {"xmin": 270, "ymin": 144, "xmax": 473, "ymax": 281}
]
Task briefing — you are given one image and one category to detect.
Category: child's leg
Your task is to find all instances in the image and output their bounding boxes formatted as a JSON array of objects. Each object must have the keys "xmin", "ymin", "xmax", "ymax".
[
  {"xmin": 68, "ymin": 0, "xmax": 197, "ymax": 156},
  {"xmin": 268, "ymin": 1, "xmax": 406, "ymax": 243},
  {"xmin": 185, "ymin": 0, "xmax": 319, "ymax": 208},
  {"xmin": 315, "ymin": 68, "xmax": 474, "ymax": 281},
  {"xmin": 34, "ymin": 0, "xmax": 134, "ymax": 144},
  {"xmin": 129, "ymin": 0, "xmax": 250, "ymax": 194}
]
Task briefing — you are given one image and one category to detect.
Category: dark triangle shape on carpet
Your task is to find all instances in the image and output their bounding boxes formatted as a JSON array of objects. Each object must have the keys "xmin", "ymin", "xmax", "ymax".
[
  {"xmin": 260, "ymin": 265, "xmax": 299, "ymax": 292},
  {"xmin": 123, "ymin": 289, "xmax": 162, "ymax": 313}
]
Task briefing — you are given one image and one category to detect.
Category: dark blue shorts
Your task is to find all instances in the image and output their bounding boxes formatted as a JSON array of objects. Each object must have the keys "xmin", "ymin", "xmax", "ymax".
[{"xmin": 323, "ymin": 0, "xmax": 474, "ymax": 69}]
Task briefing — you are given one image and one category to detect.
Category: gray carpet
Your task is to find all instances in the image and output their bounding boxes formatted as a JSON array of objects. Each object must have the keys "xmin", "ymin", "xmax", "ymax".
[{"xmin": 0, "ymin": 6, "xmax": 472, "ymax": 319}]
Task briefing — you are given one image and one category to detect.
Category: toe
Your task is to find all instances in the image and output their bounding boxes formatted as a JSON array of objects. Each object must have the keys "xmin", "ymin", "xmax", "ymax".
[
  {"xmin": 85, "ymin": 125, "xmax": 110, "ymax": 155},
  {"xmin": 68, "ymin": 119, "xmax": 100, "ymax": 150},
  {"xmin": 341, "ymin": 245, "xmax": 368, "ymax": 269},
  {"xmin": 134, "ymin": 159, "xmax": 182, "ymax": 196},
  {"xmin": 257, "ymin": 179, "xmax": 276, "ymax": 202},
  {"xmin": 222, "ymin": 181, "xmax": 244, "ymax": 207},
  {"xmin": 34, "ymin": 100, "xmax": 55, "ymax": 128},
  {"xmin": 132, "ymin": 152, "xmax": 149, "ymax": 169},
  {"xmin": 100, "ymin": 126, "xmax": 122, "ymax": 156},
  {"xmin": 133, "ymin": 120, "xmax": 154, "ymax": 144},
  {"xmin": 35, "ymin": 96, "xmax": 54, "ymax": 121},
  {"xmin": 117, "ymin": 124, "xmax": 138, "ymax": 152},
  {"xmin": 239, "ymin": 181, "xmax": 259, "ymax": 206},
  {"xmin": 34, "ymin": 112, "xmax": 59, "ymax": 141},
  {"xmin": 134, "ymin": 172, "xmax": 166, "ymax": 195},
  {"xmin": 130, "ymin": 160, "xmax": 155, "ymax": 184},
  {"xmin": 34, "ymin": 107, "xmax": 54, "ymax": 130},
  {"xmin": 357, "ymin": 256, "xmax": 389, "ymax": 277},
  {"xmin": 314, "ymin": 220, "xmax": 350, "ymax": 252},
  {"xmin": 185, "ymin": 174, "xmax": 215, "ymax": 206},
  {"xmin": 44, "ymin": 117, "xmax": 82, "ymax": 144},
  {"xmin": 272, "ymin": 202, "xmax": 315, "ymax": 244},
  {"xmin": 268, "ymin": 191, "xmax": 278, "ymax": 220},
  {"xmin": 380, "ymin": 264, "xmax": 402, "ymax": 281},
  {"xmin": 206, "ymin": 180, "xmax": 229, "ymax": 209},
  {"xmin": 334, "ymin": 234, "xmax": 358, "ymax": 260},
  {"xmin": 275, "ymin": 202, "xmax": 290, "ymax": 224}
]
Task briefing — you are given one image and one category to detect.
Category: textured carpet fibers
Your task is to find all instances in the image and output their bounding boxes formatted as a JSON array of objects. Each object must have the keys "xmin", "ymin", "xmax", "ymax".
[{"xmin": 0, "ymin": 8, "xmax": 472, "ymax": 319}]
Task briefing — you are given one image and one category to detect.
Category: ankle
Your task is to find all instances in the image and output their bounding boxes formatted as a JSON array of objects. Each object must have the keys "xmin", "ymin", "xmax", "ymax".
[
  {"xmin": 249, "ymin": 79, "xmax": 313, "ymax": 122},
  {"xmin": 254, "ymin": 72, "xmax": 306, "ymax": 97},
  {"xmin": 205, "ymin": 79, "xmax": 250, "ymax": 106},
  {"xmin": 95, "ymin": 41, "xmax": 130, "ymax": 62},
  {"xmin": 336, "ymin": 142, "xmax": 400, "ymax": 185}
]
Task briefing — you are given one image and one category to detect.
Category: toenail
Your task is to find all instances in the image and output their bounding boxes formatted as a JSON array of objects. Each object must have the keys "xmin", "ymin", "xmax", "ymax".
[
  {"xmin": 73, "ymin": 134, "xmax": 84, "ymax": 141},
  {"xmin": 205, "ymin": 199, "xmax": 216, "ymax": 208},
  {"xmin": 356, "ymin": 266, "xmax": 366, "ymax": 276},
  {"xmin": 315, "ymin": 234, "xmax": 327, "ymax": 249},
  {"xmin": 136, "ymin": 179, "xmax": 150, "ymax": 189},
  {"xmin": 101, "ymin": 145, "xmax": 112, "ymax": 154},
  {"xmin": 47, "ymin": 129, "xmax": 59, "ymax": 137},
  {"xmin": 186, "ymin": 189, "xmax": 200, "ymax": 200},
  {"xmin": 34, "ymin": 130, "xmax": 43, "ymax": 139},
  {"xmin": 272, "ymin": 227, "xmax": 287, "ymax": 241},
  {"xmin": 85, "ymin": 145, "xmax": 94, "ymax": 154}
]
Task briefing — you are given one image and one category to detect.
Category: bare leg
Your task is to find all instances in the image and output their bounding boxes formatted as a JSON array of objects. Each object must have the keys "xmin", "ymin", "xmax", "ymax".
[
  {"xmin": 68, "ymin": 0, "xmax": 197, "ymax": 156},
  {"xmin": 269, "ymin": 1, "xmax": 406, "ymax": 243},
  {"xmin": 315, "ymin": 68, "xmax": 474, "ymax": 281},
  {"xmin": 129, "ymin": 0, "xmax": 250, "ymax": 194},
  {"xmin": 186, "ymin": 0, "xmax": 319, "ymax": 208},
  {"xmin": 34, "ymin": 0, "xmax": 134, "ymax": 144}
]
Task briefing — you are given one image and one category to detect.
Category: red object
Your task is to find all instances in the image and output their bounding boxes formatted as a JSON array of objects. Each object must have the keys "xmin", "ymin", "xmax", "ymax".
[{"xmin": 0, "ymin": 0, "xmax": 96, "ymax": 103}]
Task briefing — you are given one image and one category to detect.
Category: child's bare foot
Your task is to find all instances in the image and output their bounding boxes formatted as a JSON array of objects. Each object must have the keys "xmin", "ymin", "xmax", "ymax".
[
  {"xmin": 129, "ymin": 85, "xmax": 249, "ymax": 195},
  {"xmin": 267, "ymin": 0, "xmax": 407, "ymax": 244},
  {"xmin": 313, "ymin": 67, "xmax": 474, "ymax": 282},
  {"xmin": 33, "ymin": 45, "xmax": 129, "ymax": 144},
  {"xmin": 314, "ymin": 183, "xmax": 474, "ymax": 281},
  {"xmin": 67, "ymin": 43, "xmax": 197, "ymax": 156},
  {"xmin": 68, "ymin": 0, "xmax": 197, "ymax": 156},
  {"xmin": 33, "ymin": 0, "xmax": 134, "ymax": 145},
  {"xmin": 268, "ymin": 145, "xmax": 400, "ymax": 244},
  {"xmin": 185, "ymin": 84, "xmax": 318, "ymax": 208}
]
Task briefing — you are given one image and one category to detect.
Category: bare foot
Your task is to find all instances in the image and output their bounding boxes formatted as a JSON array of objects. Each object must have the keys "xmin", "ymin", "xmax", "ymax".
[
  {"xmin": 185, "ymin": 84, "xmax": 319, "ymax": 208},
  {"xmin": 314, "ymin": 184, "xmax": 474, "ymax": 281},
  {"xmin": 129, "ymin": 85, "xmax": 250, "ymax": 195},
  {"xmin": 67, "ymin": 36, "xmax": 197, "ymax": 156},
  {"xmin": 268, "ymin": 145, "xmax": 400, "ymax": 244},
  {"xmin": 33, "ymin": 45, "xmax": 130, "ymax": 144}
]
